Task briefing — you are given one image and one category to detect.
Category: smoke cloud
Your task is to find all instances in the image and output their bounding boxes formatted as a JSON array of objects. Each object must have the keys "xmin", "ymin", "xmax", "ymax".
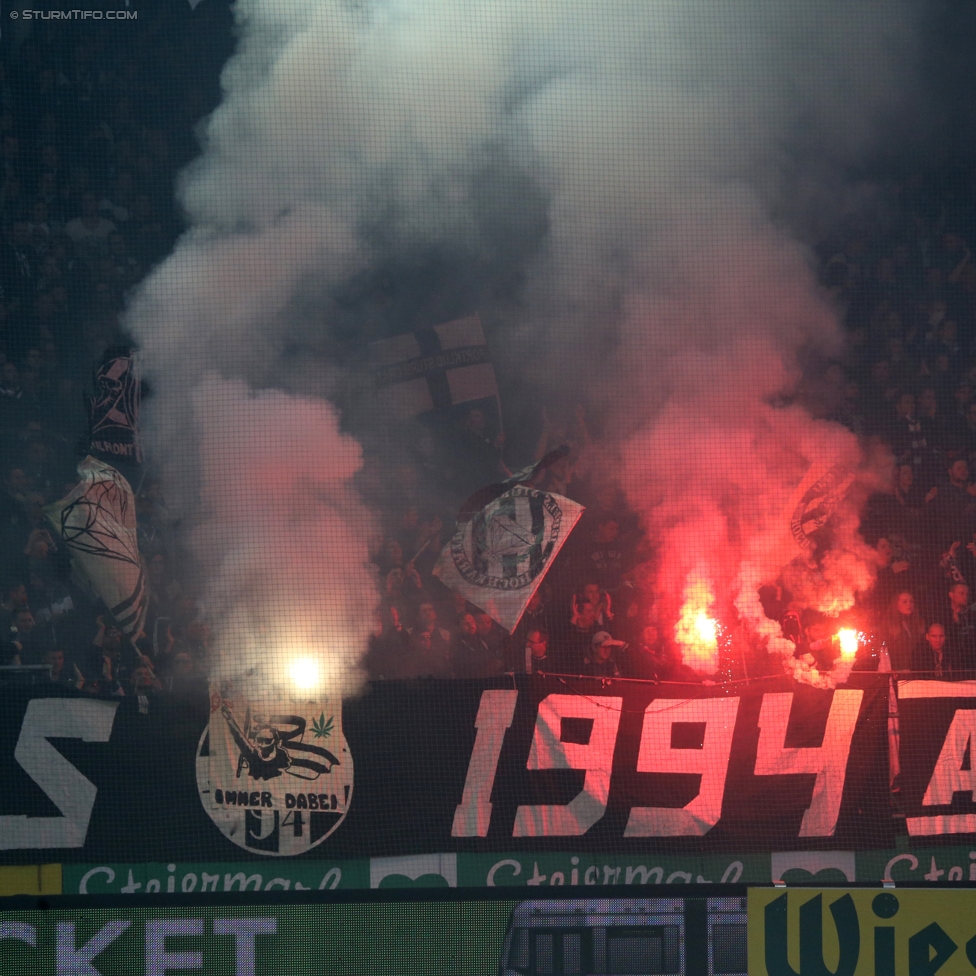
[{"xmin": 127, "ymin": 0, "xmax": 922, "ymax": 690}]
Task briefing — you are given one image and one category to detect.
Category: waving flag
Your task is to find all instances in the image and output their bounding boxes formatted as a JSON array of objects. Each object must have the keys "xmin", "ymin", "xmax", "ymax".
[
  {"xmin": 789, "ymin": 463, "xmax": 856, "ymax": 553},
  {"xmin": 369, "ymin": 314, "xmax": 499, "ymax": 421},
  {"xmin": 435, "ymin": 485, "xmax": 584, "ymax": 632},
  {"xmin": 44, "ymin": 457, "xmax": 146, "ymax": 636},
  {"xmin": 88, "ymin": 348, "xmax": 142, "ymax": 464}
]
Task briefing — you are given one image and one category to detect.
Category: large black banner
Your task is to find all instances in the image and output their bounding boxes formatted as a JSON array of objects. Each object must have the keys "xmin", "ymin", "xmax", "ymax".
[
  {"xmin": 0, "ymin": 675, "xmax": 896, "ymax": 866},
  {"xmin": 898, "ymin": 678, "xmax": 976, "ymax": 840}
]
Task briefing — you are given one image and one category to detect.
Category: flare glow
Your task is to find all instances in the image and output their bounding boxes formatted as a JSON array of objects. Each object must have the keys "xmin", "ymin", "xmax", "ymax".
[
  {"xmin": 289, "ymin": 657, "xmax": 322, "ymax": 691},
  {"xmin": 675, "ymin": 575, "xmax": 719, "ymax": 674},
  {"xmin": 836, "ymin": 628, "xmax": 858, "ymax": 658}
]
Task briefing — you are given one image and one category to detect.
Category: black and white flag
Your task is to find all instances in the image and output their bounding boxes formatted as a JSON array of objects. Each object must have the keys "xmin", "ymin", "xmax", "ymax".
[
  {"xmin": 44, "ymin": 457, "xmax": 147, "ymax": 636},
  {"xmin": 369, "ymin": 314, "xmax": 498, "ymax": 420},
  {"xmin": 434, "ymin": 485, "xmax": 584, "ymax": 632},
  {"xmin": 88, "ymin": 348, "xmax": 142, "ymax": 464},
  {"xmin": 789, "ymin": 463, "xmax": 856, "ymax": 553}
]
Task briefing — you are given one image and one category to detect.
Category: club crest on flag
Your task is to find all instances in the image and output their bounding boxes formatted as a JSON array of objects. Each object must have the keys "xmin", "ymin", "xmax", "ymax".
[
  {"xmin": 452, "ymin": 486, "xmax": 563, "ymax": 591},
  {"xmin": 790, "ymin": 464, "xmax": 855, "ymax": 553},
  {"xmin": 196, "ymin": 694, "xmax": 353, "ymax": 857},
  {"xmin": 436, "ymin": 486, "xmax": 584, "ymax": 632}
]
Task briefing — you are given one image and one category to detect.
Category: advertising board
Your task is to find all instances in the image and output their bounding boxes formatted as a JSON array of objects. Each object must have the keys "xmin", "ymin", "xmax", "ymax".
[
  {"xmin": 0, "ymin": 901, "xmax": 516, "ymax": 975},
  {"xmin": 748, "ymin": 888, "xmax": 976, "ymax": 976},
  {"xmin": 0, "ymin": 894, "xmax": 750, "ymax": 975}
]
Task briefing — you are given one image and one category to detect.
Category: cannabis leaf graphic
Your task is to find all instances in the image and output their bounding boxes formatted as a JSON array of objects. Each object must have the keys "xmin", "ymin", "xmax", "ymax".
[{"xmin": 312, "ymin": 713, "xmax": 334, "ymax": 739}]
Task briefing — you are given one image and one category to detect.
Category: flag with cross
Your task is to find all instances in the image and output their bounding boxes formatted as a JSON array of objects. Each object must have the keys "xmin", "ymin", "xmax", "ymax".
[{"xmin": 368, "ymin": 314, "xmax": 499, "ymax": 424}]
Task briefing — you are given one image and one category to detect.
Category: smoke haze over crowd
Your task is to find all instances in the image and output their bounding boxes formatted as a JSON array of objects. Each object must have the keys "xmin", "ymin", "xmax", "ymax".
[{"xmin": 126, "ymin": 0, "xmax": 928, "ymax": 690}]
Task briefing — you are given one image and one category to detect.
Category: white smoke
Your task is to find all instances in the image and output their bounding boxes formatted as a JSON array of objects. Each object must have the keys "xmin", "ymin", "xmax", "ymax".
[
  {"xmin": 127, "ymin": 0, "xmax": 921, "ymax": 690},
  {"xmin": 189, "ymin": 376, "xmax": 378, "ymax": 698},
  {"xmin": 127, "ymin": 208, "xmax": 377, "ymax": 697}
]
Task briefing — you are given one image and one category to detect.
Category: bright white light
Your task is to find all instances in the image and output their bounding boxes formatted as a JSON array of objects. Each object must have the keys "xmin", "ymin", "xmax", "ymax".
[
  {"xmin": 675, "ymin": 573, "xmax": 720, "ymax": 673},
  {"xmin": 289, "ymin": 657, "xmax": 321, "ymax": 691},
  {"xmin": 695, "ymin": 613, "xmax": 718, "ymax": 645},
  {"xmin": 837, "ymin": 629, "xmax": 858, "ymax": 658}
]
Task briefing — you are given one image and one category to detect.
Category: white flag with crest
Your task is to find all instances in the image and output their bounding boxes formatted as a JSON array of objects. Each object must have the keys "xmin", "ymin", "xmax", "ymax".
[{"xmin": 434, "ymin": 485, "xmax": 583, "ymax": 632}]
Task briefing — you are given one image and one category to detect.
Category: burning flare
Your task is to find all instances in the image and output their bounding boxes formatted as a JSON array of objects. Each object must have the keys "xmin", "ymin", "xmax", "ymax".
[
  {"xmin": 289, "ymin": 657, "xmax": 322, "ymax": 692},
  {"xmin": 675, "ymin": 574, "xmax": 719, "ymax": 674},
  {"xmin": 836, "ymin": 628, "xmax": 858, "ymax": 659}
]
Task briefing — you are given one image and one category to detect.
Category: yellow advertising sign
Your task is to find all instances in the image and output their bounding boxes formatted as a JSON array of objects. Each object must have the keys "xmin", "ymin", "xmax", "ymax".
[
  {"xmin": 749, "ymin": 887, "xmax": 976, "ymax": 976},
  {"xmin": 0, "ymin": 863, "xmax": 61, "ymax": 896}
]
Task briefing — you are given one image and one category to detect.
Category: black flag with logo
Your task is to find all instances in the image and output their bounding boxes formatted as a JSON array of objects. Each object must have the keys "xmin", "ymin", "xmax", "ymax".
[{"xmin": 88, "ymin": 345, "xmax": 142, "ymax": 465}]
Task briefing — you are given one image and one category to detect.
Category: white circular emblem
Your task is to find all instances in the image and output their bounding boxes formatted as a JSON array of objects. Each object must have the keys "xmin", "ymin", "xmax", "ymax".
[
  {"xmin": 196, "ymin": 697, "xmax": 353, "ymax": 856},
  {"xmin": 451, "ymin": 486, "xmax": 562, "ymax": 591}
]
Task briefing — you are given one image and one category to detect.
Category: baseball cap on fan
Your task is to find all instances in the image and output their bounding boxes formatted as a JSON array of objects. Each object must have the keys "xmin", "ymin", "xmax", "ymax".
[{"xmin": 592, "ymin": 631, "xmax": 623, "ymax": 648}]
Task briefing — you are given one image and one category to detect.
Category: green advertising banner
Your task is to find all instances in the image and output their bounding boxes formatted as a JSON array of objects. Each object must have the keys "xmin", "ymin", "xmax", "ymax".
[
  {"xmin": 0, "ymin": 845, "xmax": 958, "ymax": 900},
  {"xmin": 62, "ymin": 852, "xmax": 763, "ymax": 896},
  {"xmin": 0, "ymin": 902, "xmax": 518, "ymax": 976},
  {"xmin": 0, "ymin": 893, "xmax": 754, "ymax": 975},
  {"xmin": 56, "ymin": 846, "xmax": 976, "ymax": 896}
]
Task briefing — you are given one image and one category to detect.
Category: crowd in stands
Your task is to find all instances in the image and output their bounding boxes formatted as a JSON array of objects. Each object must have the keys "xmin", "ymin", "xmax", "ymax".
[
  {"xmin": 0, "ymin": 8, "xmax": 227, "ymax": 704},
  {"xmin": 368, "ymin": 173, "xmax": 976, "ymax": 683},
  {"xmin": 3, "ymin": 13, "xmax": 976, "ymax": 696}
]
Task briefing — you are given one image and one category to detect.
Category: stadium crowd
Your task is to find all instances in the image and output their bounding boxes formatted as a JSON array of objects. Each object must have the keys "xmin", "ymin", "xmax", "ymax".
[
  {"xmin": 367, "ymin": 185, "xmax": 976, "ymax": 682},
  {"xmin": 0, "ymin": 7, "xmax": 228, "ymax": 705},
  {"xmin": 2, "ymin": 11, "xmax": 976, "ymax": 699}
]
